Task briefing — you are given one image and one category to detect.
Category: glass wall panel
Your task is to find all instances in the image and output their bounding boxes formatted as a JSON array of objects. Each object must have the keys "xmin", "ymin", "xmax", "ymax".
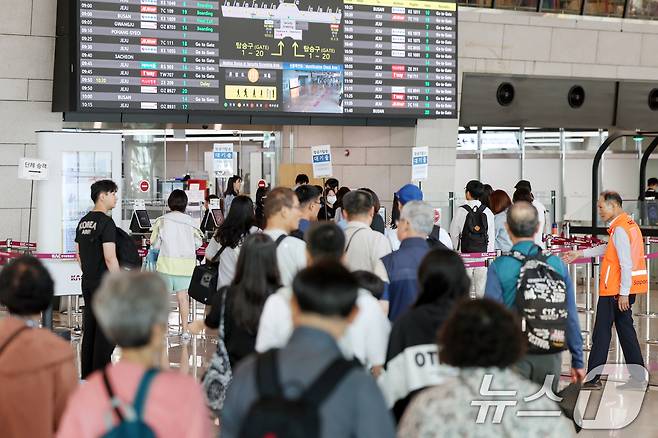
[
  {"xmin": 584, "ymin": 0, "xmax": 625, "ymax": 16},
  {"xmin": 495, "ymin": 0, "xmax": 539, "ymax": 11},
  {"xmin": 628, "ymin": 0, "xmax": 658, "ymax": 18},
  {"xmin": 458, "ymin": 0, "xmax": 493, "ymax": 7},
  {"xmin": 540, "ymin": 0, "xmax": 583, "ymax": 13}
]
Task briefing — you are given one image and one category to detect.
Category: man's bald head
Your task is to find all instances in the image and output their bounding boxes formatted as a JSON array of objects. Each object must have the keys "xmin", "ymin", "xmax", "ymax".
[{"xmin": 506, "ymin": 201, "xmax": 539, "ymax": 239}]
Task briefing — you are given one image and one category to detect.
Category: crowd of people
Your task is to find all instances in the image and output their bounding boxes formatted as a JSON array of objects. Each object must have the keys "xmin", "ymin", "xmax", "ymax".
[{"xmin": 0, "ymin": 173, "xmax": 649, "ymax": 437}]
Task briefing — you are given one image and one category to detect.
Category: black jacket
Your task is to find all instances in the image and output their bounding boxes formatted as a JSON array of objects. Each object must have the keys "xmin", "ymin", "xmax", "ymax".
[{"xmin": 205, "ymin": 286, "xmax": 272, "ymax": 367}]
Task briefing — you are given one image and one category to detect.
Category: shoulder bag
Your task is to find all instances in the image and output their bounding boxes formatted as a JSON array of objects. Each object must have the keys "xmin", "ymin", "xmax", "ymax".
[
  {"xmin": 201, "ymin": 286, "xmax": 233, "ymax": 416},
  {"xmin": 188, "ymin": 244, "xmax": 227, "ymax": 304}
]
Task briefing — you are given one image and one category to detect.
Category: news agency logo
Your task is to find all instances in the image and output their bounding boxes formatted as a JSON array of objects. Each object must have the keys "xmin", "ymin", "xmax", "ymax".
[
  {"xmin": 574, "ymin": 365, "xmax": 648, "ymax": 430},
  {"xmin": 472, "ymin": 364, "xmax": 648, "ymax": 430}
]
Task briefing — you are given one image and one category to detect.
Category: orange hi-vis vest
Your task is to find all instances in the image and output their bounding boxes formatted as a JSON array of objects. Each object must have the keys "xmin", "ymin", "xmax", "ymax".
[{"xmin": 600, "ymin": 213, "xmax": 648, "ymax": 296}]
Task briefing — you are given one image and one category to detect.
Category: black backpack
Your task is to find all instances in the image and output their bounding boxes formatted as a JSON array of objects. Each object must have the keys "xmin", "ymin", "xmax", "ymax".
[
  {"xmin": 239, "ymin": 350, "xmax": 358, "ymax": 438},
  {"xmin": 510, "ymin": 246, "xmax": 569, "ymax": 355},
  {"xmin": 459, "ymin": 204, "xmax": 488, "ymax": 253},
  {"xmin": 116, "ymin": 228, "xmax": 142, "ymax": 270},
  {"xmin": 427, "ymin": 225, "xmax": 449, "ymax": 250}
]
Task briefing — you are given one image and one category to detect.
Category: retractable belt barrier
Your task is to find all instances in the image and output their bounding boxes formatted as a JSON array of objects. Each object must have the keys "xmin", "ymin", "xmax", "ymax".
[
  {"xmin": 0, "ymin": 240, "xmax": 210, "ymax": 265},
  {"xmin": 0, "ymin": 240, "xmax": 37, "ymax": 249},
  {"xmin": 459, "ymin": 235, "xmax": 658, "ymax": 348},
  {"xmin": 457, "ymin": 237, "xmax": 601, "ymax": 351},
  {"xmin": 2, "ymin": 235, "xmax": 657, "ymax": 351}
]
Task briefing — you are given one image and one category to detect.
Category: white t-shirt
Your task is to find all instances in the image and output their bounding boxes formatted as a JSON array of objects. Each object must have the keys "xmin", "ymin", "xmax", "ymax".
[
  {"xmin": 385, "ymin": 227, "xmax": 453, "ymax": 252},
  {"xmin": 533, "ymin": 199, "xmax": 547, "ymax": 248},
  {"xmin": 205, "ymin": 239, "xmax": 239, "ymax": 290},
  {"xmin": 255, "ymin": 287, "xmax": 391, "ymax": 368},
  {"xmin": 448, "ymin": 200, "xmax": 496, "ymax": 253},
  {"xmin": 205, "ymin": 226, "xmax": 261, "ymax": 288},
  {"xmin": 263, "ymin": 229, "xmax": 307, "ymax": 287}
]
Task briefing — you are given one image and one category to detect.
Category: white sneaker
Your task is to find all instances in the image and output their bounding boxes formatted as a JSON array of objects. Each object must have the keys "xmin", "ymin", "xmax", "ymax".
[{"xmin": 181, "ymin": 332, "xmax": 192, "ymax": 343}]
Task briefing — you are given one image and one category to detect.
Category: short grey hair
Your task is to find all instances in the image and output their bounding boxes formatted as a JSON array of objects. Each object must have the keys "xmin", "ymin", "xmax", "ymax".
[
  {"xmin": 93, "ymin": 272, "xmax": 169, "ymax": 348},
  {"xmin": 600, "ymin": 191, "xmax": 622, "ymax": 207},
  {"xmin": 400, "ymin": 201, "xmax": 434, "ymax": 236},
  {"xmin": 506, "ymin": 201, "xmax": 539, "ymax": 238}
]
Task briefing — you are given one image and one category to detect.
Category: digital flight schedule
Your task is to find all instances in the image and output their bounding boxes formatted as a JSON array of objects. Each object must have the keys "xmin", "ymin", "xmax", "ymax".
[
  {"xmin": 75, "ymin": 0, "xmax": 457, "ymax": 118},
  {"xmin": 343, "ymin": 0, "xmax": 457, "ymax": 117},
  {"xmin": 78, "ymin": 0, "xmax": 220, "ymax": 111}
]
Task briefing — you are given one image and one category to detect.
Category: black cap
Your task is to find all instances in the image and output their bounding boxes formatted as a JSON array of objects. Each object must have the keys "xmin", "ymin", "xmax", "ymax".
[{"xmin": 514, "ymin": 180, "xmax": 531, "ymax": 191}]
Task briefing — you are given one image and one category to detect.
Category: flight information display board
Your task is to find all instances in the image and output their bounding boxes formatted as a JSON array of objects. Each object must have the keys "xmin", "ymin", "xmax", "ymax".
[{"xmin": 75, "ymin": 0, "xmax": 457, "ymax": 118}]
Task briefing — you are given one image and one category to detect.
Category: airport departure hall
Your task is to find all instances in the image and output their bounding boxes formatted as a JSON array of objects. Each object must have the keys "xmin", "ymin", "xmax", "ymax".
[{"xmin": 4, "ymin": 0, "xmax": 658, "ymax": 436}]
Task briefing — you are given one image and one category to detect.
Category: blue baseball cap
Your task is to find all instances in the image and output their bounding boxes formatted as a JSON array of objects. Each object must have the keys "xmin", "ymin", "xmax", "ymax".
[{"xmin": 396, "ymin": 184, "xmax": 423, "ymax": 205}]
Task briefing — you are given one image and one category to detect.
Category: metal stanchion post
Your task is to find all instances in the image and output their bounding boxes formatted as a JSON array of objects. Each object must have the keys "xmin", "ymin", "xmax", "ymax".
[
  {"xmin": 67, "ymin": 295, "xmax": 72, "ymax": 329},
  {"xmin": 73, "ymin": 295, "xmax": 81, "ymax": 335},
  {"xmin": 587, "ymin": 260, "xmax": 600, "ymax": 362},
  {"xmin": 570, "ymin": 244, "xmax": 578, "ymax": 305},
  {"xmin": 42, "ymin": 303, "xmax": 53, "ymax": 330},
  {"xmin": 635, "ymin": 240, "xmax": 656, "ymax": 318},
  {"xmin": 643, "ymin": 240, "xmax": 658, "ymax": 344},
  {"xmin": 191, "ymin": 330, "xmax": 198, "ymax": 379},
  {"xmin": 583, "ymin": 262, "xmax": 592, "ymax": 351}
]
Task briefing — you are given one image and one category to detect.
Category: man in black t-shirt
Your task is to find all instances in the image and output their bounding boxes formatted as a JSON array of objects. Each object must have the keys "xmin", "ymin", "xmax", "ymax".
[{"xmin": 75, "ymin": 179, "xmax": 120, "ymax": 378}]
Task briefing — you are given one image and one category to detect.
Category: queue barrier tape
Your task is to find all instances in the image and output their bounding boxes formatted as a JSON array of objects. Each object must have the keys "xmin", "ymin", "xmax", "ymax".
[
  {"xmin": 0, "ymin": 240, "xmax": 37, "ymax": 249},
  {"xmin": 0, "ymin": 251, "xmax": 78, "ymax": 261},
  {"xmin": 35, "ymin": 253, "xmax": 77, "ymax": 260},
  {"xmin": 548, "ymin": 236, "xmax": 603, "ymax": 246},
  {"xmin": 4, "ymin": 237, "xmax": 651, "ymax": 268},
  {"xmin": 460, "ymin": 251, "xmax": 497, "ymax": 259}
]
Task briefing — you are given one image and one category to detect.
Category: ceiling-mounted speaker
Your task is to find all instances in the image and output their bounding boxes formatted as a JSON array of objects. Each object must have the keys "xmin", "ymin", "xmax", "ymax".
[
  {"xmin": 496, "ymin": 82, "xmax": 515, "ymax": 106},
  {"xmin": 568, "ymin": 85, "xmax": 585, "ymax": 109},
  {"xmin": 649, "ymin": 88, "xmax": 658, "ymax": 111},
  {"xmin": 460, "ymin": 74, "xmax": 616, "ymax": 128},
  {"xmin": 616, "ymin": 82, "xmax": 658, "ymax": 129}
]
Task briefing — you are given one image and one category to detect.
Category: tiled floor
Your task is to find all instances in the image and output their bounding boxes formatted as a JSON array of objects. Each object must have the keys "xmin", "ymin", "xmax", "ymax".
[
  {"xmin": 15, "ymin": 280, "xmax": 658, "ymax": 436},
  {"xmin": 564, "ymin": 278, "xmax": 658, "ymax": 437}
]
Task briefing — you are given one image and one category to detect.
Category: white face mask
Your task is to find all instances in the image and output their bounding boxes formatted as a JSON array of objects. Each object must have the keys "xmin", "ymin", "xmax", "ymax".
[{"xmin": 326, "ymin": 195, "xmax": 337, "ymax": 205}]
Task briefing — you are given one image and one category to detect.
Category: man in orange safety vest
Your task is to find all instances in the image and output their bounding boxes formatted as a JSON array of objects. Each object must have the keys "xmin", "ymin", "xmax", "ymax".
[{"xmin": 564, "ymin": 191, "xmax": 648, "ymax": 390}]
